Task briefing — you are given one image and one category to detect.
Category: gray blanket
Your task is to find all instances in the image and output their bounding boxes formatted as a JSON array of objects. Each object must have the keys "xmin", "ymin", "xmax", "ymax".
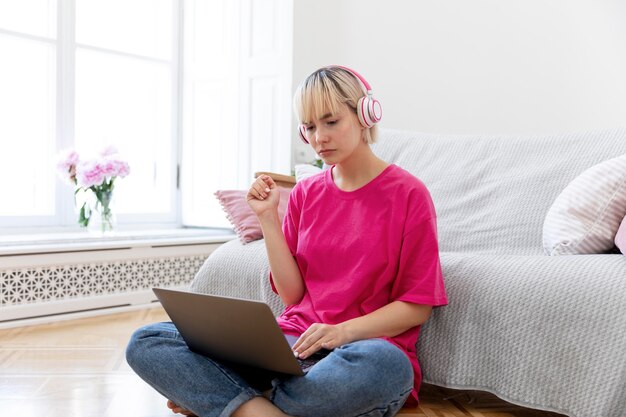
[{"xmin": 422, "ymin": 252, "xmax": 626, "ymax": 417}]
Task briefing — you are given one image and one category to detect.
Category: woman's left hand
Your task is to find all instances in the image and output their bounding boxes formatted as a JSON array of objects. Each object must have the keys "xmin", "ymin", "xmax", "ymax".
[
  {"xmin": 292, "ymin": 323, "xmax": 351, "ymax": 359},
  {"xmin": 166, "ymin": 400, "xmax": 197, "ymax": 416}
]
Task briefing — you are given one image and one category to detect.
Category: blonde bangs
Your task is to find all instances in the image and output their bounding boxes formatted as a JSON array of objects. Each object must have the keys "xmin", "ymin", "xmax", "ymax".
[{"xmin": 294, "ymin": 72, "xmax": 345, "ymax": 125}]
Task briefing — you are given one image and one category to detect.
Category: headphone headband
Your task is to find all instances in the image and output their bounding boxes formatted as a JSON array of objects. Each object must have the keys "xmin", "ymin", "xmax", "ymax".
[{"xmin": 333, "ymin": 65, "xmax": 373, "ymax": 94}]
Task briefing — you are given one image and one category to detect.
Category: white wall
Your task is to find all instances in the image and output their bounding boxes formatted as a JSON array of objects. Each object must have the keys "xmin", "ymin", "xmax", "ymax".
[{"xmin": 291, "ymin": 0, "xmax": 626, "ymax": 163}]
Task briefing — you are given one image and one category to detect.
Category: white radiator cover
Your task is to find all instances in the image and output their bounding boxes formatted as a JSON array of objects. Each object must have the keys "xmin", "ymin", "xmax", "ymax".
[{"xmin": 0, "ymin": 242, "xmax": 222, "ymax": 327}]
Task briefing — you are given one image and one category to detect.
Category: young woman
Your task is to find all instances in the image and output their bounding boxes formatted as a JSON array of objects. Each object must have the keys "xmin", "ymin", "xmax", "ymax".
[{"xmin": 126, "ymin": 66, "xmax": 447, "ymax": 417}]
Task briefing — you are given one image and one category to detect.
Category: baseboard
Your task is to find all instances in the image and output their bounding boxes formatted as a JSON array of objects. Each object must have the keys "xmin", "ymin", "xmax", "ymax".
[{"xmin": 0, "ymin": 299, "xmax": 167, "ymax": 330}]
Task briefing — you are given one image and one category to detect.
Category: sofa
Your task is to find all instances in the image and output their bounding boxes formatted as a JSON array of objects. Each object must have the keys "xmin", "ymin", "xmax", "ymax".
[{"xmin": 190, "ymin": 128, "xmax": 626, "ymax": 417}]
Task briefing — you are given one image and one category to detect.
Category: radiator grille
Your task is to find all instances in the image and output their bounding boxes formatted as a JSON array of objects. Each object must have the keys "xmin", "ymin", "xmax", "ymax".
[{"xmin": 0, "ymin": 255, "xmax": 206, "ymax": 307}]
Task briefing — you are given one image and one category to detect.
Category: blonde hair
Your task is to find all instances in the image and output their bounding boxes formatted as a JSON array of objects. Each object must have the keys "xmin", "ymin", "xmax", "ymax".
[{"xmin": 293, "ymin": 66, "xmax": 379, "ymax": 144}]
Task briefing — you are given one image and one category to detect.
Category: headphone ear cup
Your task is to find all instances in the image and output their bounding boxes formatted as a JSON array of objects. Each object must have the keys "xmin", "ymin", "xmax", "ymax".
[
  {"xmin": 299, "ymin": 125, "xmax": 309, "ymax": 144},
  {"xmin": 357, "ymin": 96, "xmax": 383, "ymax": 128}
]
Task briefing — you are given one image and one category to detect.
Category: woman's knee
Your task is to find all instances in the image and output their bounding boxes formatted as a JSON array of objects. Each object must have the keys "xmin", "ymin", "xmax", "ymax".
[
  {"xmin": 272, "ymin": 339, "xmax": 413, "ymax": 416},
  {"xmin": 335, "ymin": 339, "xmax": 414, "ymax": 396},
  {"xmin": 125, "ymin": 322, "xmax": 179, "ymax": 371}
]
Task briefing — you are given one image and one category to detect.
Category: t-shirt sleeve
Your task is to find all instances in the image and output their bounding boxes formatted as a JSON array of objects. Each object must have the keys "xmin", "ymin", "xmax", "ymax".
[
  {"xmin": 392, "ymin": 217, "xmax": 448, "ymax": 307},
  {"xmin": 269, "ymin": 184, "xmax": 302, "ymax": 294}
]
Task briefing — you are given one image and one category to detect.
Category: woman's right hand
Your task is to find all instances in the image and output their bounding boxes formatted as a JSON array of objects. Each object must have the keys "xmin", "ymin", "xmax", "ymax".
[
  {"xmin": 246, "ymin": 175, "xmax": 280, "ymax": 217},
  {"xmin": 248, "ymin": 174, "xmax": 304, "ymax": 306}
]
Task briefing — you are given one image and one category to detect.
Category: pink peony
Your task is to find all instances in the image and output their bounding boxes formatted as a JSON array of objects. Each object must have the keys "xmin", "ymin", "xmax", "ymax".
[
  {"xmin": 75, "ymin": 151, "xmax": 131, "ymax": 188},
  {"xmin": 76, "ymin": 159, "xmax": 106, "ymax": 188},
  {"xmin": 99, "ymin": 158, "xmax": 117, "ymax": 178},
  {"xmin": 101, "ymin": 154, "xmax": 131, "ymax": 178},
  {"xmin": 56, "ymin": 149, "xmax": 80, "ymax": 184}
]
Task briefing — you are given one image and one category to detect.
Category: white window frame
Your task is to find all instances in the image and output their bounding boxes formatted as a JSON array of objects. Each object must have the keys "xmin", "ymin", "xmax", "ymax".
[
  {"xmin": 0, "ymin": 0, "xmax": 182, "ymax": 232},
  {"xmin": 0, "ymin": 0, "xmax": 293, "ymax": 234},
  {"xmin": 0, "ymin": 4, "xmax": 59, "ymax": 229}
]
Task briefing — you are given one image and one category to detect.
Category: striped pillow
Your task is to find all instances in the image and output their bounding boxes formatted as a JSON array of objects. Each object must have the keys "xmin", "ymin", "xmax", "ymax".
[
  {"xmin": 543, "ymin": 154, "xmax": 626, "ymax": 255},
  {"xmin": 215, "ymin": 187, "xmax": 291, "ymax": 244},
  {"xmin": 616, "ymin": 216, "xmax": 626, "ymax": 255}
]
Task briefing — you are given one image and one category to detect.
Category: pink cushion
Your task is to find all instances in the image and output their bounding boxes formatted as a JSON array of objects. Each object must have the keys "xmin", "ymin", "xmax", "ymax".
[
  {"xmin": 215, "ymin": 187, "xmax": 291, "ymax": 244},
  {"xmin": 615, "ymin": 216, "xmax": 626, "ymax": 255}
]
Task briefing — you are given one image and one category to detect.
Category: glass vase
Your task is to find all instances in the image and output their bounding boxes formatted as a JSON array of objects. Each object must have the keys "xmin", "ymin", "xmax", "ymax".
[{"xmin": 86, "ymin": 190, "xmax": 117, "ymax": 236}]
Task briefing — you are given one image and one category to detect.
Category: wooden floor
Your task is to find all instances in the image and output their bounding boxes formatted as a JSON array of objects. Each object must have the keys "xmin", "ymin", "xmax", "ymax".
[{"xmin": 0, "ymin": 307, "xmax": 565, "ymax": 417}]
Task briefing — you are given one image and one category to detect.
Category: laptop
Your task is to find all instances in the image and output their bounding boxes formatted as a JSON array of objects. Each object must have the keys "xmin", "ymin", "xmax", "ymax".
[{"xmin": 152, "ymin": 288, "xmax": 330, "ymax": 376}]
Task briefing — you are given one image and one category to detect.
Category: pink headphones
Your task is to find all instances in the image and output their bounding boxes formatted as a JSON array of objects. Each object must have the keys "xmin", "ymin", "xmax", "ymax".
[{"xmin": 299, "ymin": 65, "xmax": 382, "ymax": 144}]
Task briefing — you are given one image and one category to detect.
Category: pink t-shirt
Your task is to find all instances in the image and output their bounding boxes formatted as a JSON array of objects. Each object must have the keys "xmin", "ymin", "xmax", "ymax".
[{"xmin": 271, "ymin": 164, "xmax": 448, "ymax": 405}]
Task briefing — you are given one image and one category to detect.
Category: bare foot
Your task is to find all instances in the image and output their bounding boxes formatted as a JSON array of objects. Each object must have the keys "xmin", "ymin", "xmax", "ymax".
[
  {"xmin": 232, "ymin": 397, "xmax": 290, "ymax": 417},
  {"xmin": 166, "ymin": 400, "xmax": 198, "ymax": 416}
]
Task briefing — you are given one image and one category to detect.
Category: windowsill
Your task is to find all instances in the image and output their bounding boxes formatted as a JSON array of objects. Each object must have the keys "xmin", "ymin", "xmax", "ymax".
[{"xmin": 0, "ymin": 227, "xmax": 238, "ymax": 256}]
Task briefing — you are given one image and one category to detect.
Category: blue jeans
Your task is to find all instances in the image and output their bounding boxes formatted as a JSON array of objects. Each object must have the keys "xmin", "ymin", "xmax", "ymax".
[{"xmin": 126, "ymin": 322, "xmax": 413, "ymax": 417}]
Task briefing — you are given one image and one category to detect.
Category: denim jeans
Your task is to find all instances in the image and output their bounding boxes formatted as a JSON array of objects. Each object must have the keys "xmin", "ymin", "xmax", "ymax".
[{"xmin": 126, "ymin": 322, "xmax": 414, "ymax": 417}]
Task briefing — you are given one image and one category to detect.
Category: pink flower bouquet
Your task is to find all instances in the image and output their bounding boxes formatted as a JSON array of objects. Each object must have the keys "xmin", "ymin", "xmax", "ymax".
[{"xmin": 57, "ymin": 147, "xmax": 130, "ymax": 230}]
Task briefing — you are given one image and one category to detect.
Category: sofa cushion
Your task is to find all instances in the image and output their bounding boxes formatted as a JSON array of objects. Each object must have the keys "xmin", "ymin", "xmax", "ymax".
[
  {"xmin": 190, "ymin": 239, "xmax": 284, "ymax": 316},
  {"xmin": 294, "ymin": 163, "xmax": 323, "ymax": 182},
  {"xmin": 215, "ymin": 187, "xmax": 291, "ymax": 244},
  {"xmin": 371, "ymin": 128, "xmax": 626, "ymax": 255},
  {"xmin": 542, "ymin": 154, "xmax": 626, "ymax": 255},
  {"xmin": 616, "ymin": 216, "xmax": 626, "ymax": 255}
]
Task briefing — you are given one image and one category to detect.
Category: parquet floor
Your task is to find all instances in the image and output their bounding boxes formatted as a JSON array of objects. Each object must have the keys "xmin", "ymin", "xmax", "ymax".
[{"xmin": 0, "ymin": 307, "xmax": 565, "ymax": 417}]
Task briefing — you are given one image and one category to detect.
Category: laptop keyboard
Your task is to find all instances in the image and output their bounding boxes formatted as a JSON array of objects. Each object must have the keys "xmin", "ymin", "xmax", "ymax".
[
  {"xmin": 297, "ymin": 357, "xmax": 320, "ymax": 372},
  {"xmin": 296, "ymin": 349, "xmax": 331, "ymax": 373}
]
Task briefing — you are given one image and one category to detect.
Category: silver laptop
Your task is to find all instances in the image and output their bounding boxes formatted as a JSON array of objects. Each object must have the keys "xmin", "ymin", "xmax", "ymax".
[{"xmin": 152, "ymin": 288, "xmax": 329, "ymax": 376}]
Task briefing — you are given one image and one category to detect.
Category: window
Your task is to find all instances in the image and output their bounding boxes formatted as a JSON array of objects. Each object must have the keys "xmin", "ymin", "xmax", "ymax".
[
  {"xmin": 74, "ymin": 0, "xmax": 177, "ymax": 221},
  {"xmin": 0, "ymin": 0, "xmax": 57, "ymax": 222},
  {"xmin": 0, "ymin": 0, "xmax": 293, "ymax": 233},
  {"xmin": 0, "ymin": 0, "xmax": 179, "ymax": 229}
]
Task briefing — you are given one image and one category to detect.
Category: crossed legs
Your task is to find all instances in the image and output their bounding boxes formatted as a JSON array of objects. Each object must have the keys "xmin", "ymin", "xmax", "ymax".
[{"xmin": 126, "ymin": 322, "xmax": 413, "ymax": 417}]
